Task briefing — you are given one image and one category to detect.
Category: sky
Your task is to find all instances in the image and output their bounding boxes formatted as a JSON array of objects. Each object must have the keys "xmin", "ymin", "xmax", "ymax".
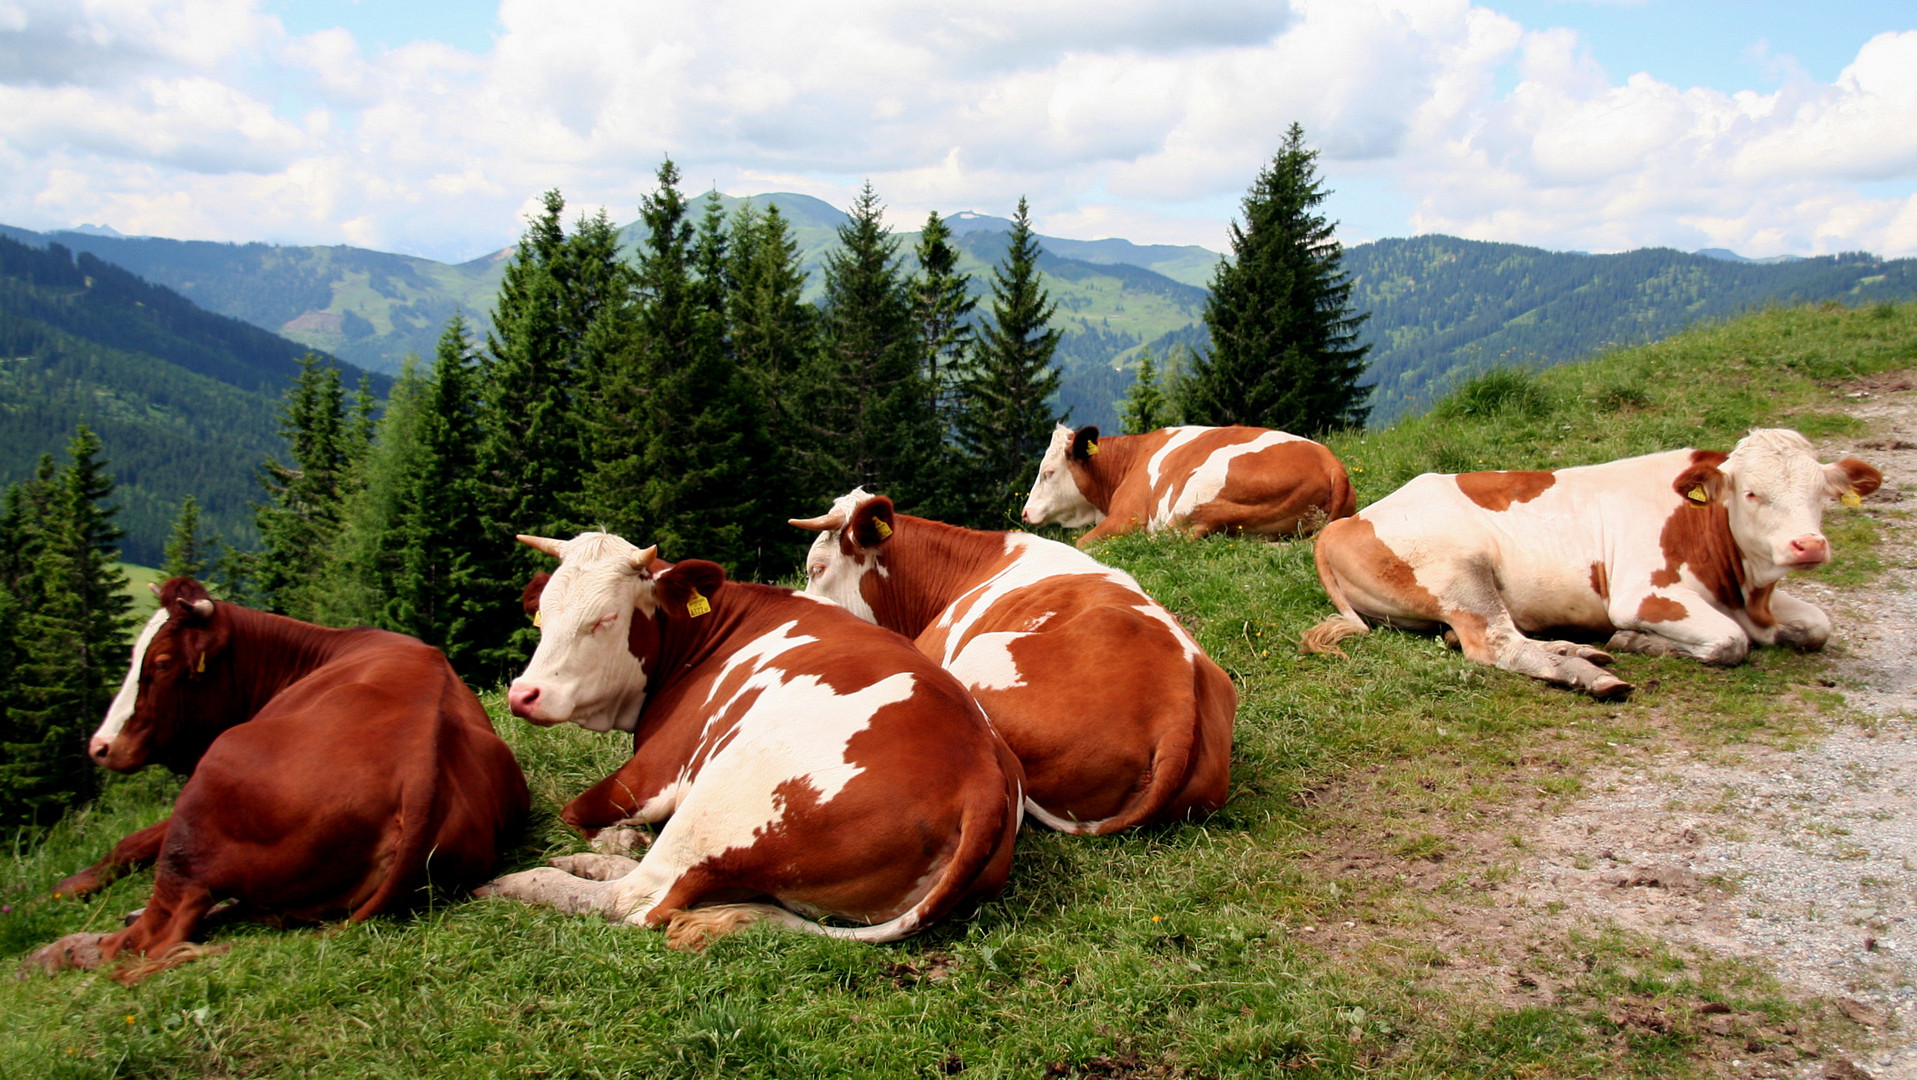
[{"xmin": 2, "ymin": 0, "xmax": 1913, "ymax": 264}]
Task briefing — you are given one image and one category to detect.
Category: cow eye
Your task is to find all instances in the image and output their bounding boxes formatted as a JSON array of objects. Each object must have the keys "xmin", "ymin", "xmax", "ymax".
[
  {"xmin": 1744, "ymin": 490, "xmax": 1759, "ymax": 501},
  {"xmin": 592, "ymin": 612, "xmax": 619, "ymax": 633},
  {"xmin": 1042, "ymin": 469, "xmax": 1055, "ymax": 478},
  {"xmin": 808, "ymin": 563, "xmax": 826, "ymax": 579}
]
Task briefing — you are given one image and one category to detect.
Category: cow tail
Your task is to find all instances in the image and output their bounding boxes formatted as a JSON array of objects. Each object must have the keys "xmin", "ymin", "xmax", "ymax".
[
  {"xmin": 348, "ymin": 717, "xmax": 447, "ymax": 923},
  {"xmin": 1299, "ymin": 523, "xmax": 1369, "ymax": 658}
]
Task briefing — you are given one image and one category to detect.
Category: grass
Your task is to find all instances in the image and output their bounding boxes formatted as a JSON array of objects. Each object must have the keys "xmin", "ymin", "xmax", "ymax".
[{"xmin": 4, "ymin": 301, "xmax": 1913, "ymax": 1078}]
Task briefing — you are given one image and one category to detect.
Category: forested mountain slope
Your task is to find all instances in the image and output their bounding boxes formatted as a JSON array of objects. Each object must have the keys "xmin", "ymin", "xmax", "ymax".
[
  {"xmin": 1345, "ymin": 236, "xmax": 1917, "ymax": 423},
  {"xmin": 0, "ymin": 237, "xmax": 379, "ymax": 563}
]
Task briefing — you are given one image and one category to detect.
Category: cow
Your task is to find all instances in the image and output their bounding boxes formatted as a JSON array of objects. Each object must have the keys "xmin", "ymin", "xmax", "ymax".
[
  {"xmin": 1020, "ymin": 423, "xmax": 1356, "ymax": 546},
  {"xmin": 791, "ymin": 489, "xmax": 1235, "ymax": 835},
  {"xmin": 1301, "ymin": 429, "xmax": 1883, "ymax": 698},
  {"xmin": 478, "ymin": 532, "xmax": 1023, "ymax": 949},
  {"xmin": 24, "ymin": 578, "xmax": 528, "ymax": 982}
]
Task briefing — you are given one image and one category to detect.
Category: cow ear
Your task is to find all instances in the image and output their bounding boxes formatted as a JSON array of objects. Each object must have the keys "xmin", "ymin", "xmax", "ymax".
[
  {"xmin": 521, "ymin": 573, "xmax": 551, "ymax": 618},
  {"xmin": 1070, "ymin": 425, "xmax": 1101, "ymax": 461},
  {"xmin": 1826, "ymin": 457, "xmax": 1883, "ymax": 502},
  {"xmin": 655, "ymin": 560, "xmax": 727, "ymax": 619},
  {"xmin": 1672, "ymin": 451, "xmax": 1729, "ymax": 506},
  {"xmin": 851, "ymin": 496, "xmax": 896, "ymax": 548}
]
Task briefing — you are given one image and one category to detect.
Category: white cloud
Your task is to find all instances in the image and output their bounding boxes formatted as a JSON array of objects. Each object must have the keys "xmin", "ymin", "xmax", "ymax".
[{"xmin": 0, "ymin": 0, "xmax": 1912, "ymax": 262}]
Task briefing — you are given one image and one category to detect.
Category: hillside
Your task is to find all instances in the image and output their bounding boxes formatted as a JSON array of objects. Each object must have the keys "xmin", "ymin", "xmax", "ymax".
[
  {"xmin": 1344, "ymin": 236, "xmax": 1917, "ymax": 424},
  {"xmin": 4, "ymin": 301, "xmax": 1911, "ymax": 1078},
  {"xmin": 0, "ymin": 236, "xmax": 381, "ymax": 563}
]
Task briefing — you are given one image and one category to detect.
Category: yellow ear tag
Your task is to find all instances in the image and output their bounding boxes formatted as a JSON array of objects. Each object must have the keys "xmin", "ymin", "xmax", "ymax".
[
  {"xmin": 196, "ymin": 653, "xmax": 205, "ymax": 673},
  {"xmin": 1085, "ymin": 442, "xmax": 1099, "ymax": 455},
  {"xmin": 1687, "ymin": 486, "xmax": 1708, "ymax": 505},
  {"xmin": 532, "ymin": 609, "xmax": 543, "ymax": 628},
  {"xmin": 873, "ymin": 518, "xmax": 892, "ymax": 539},
  {"xmin": 1842, "ymin": 491, "xmax": 1863, "ymax": 508},
  {"xmin": 685, "ymin": 589, "xmax": 711, "ymax": 618}
]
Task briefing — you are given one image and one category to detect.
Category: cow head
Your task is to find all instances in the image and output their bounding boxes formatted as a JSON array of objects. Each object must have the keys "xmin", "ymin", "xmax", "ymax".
[
  {"xmin": 1020, "ymin": 423, "xmax": 1101, "ymax": 527},
  {"xmin": 790, "ymin": 487, "xmax": 893, "ymax": 622},
  {"xmin": 1673, "ymin": 428, "xmax": 1882, "ymax": 581},
  {"xmin": 90, "ymin": 578, "xmax": 225, "ymax": 772},
  {"xmin": 508, "ymin": 532, "xmax": 728, "ymax": 733}
]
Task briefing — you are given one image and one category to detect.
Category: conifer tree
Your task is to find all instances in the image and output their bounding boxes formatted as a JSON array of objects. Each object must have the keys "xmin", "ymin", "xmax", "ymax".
[
  {"xmin": 729, "ymin": 201, "xmax": 817, "ymax": 534},
  {"xmin": 253, "ymin": 355, "xmax": 350, "ymax": 620},
  {"xmin": 807, "ymin": 182, "xmax": 931, "ymax": 505},
  {"xmin": 1183, "ymin": 123, "xmax": 1371, "ymax": 432},
  {"xmin": 910, "ymin": 212, "xmax": 982, "ymax": 522},
  {"xmin": 312, "ymin": 359, "xmax": 430, "ymax": 629},
  {"xmin": 957, "ymin": 197, "xmax": 1062, "ymax": 521},
  {"xmin": 161, "ymin": 495, "xmax": 216, "ymax": 581},
  {"xmin": 1121, "ymin": 347, "xmax": 1171, "ymax": 435},
  {"xmin": 0, "ymin": 429, "xmax": 131, "ymax": 826}
]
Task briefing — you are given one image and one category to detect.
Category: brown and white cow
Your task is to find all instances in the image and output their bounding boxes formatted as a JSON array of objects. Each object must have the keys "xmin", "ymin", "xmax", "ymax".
[
  {"xmin": 480, "ymin": 532, "xmax": 1022, "ymax": 948},
  {"xmin": 1020, "ymin": 423, "xmax": 1356, "ymax": 546},
  {"xmin": 793, "ymin": 489, "xmax": 1235, "ymax": 834},
  {"xmin": 26, "ymin": 578, "xmax": 528, "ymax": 982},
  {"xmin": 1302, "ymin": 429, "xmax": 1883, "ymax": 698}
]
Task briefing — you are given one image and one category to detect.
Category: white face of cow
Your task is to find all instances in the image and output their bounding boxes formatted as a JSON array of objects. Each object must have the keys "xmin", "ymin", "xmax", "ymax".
[
  {"xmin": 90, "ymin": 607, "xmax": 172, "ymax": 762},
  {"xmin": 1020, "ymin": 424, "xmax": 1099, "ymax": 527},
  {"xmin": 1719, "ymin": 428, "xmax": 1861, "ymax": 577},
  {"xmin": 799, "ymin": 488, "xmax": 879, "ymax": 623},
  {"xmin": 507, "ymin": 533, "xmax": 657, "ymax": 733}
]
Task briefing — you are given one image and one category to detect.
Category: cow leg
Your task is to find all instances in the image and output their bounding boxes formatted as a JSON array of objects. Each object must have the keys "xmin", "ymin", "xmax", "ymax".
[
  {"xmin": 475, "ymin": 866, "xmax": 620, "ymax": 916},
  {"xmin": 548, "ymin": 853, "xmax": 640, "ymax": 880},
  {"xmin": 560, "ymin": 757, "xmax": 684, "ymax": 838},
  {"xmin": 1607, "ymin": 594, "xmax": 1751, "ymax": 666},
  {"xmin": 54, "ymin": 817, "xmax": 171, "ymax": 898},
  {"xmin": 1449, "ymin": 611, "xmax": 1633, "ymax": 699},
  {"xmin": 1761, "ymin": 588, "xmax": 1831, "ymax": 651},
  {"xmin": 94, "ymin": 875, "xmax": 226, "ymax": 984},
  {"xmin": 1536, "ymin": 640, "xmax": 1616, "ymax": 665}
]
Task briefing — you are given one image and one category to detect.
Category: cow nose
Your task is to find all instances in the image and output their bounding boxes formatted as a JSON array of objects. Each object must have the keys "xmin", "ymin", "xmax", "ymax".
[
  {"xmin": 1788, "ymin": 535, "xmax": 1829, "ymax": 563},
  {"xmin": 88, "ymin": 737, "xmax": 112, "ymax": 765},
  {"xmin": 1020, "ymin": 507, "xmax": 1038, "ymax": 524},
  {"xmin": 507, "ymin": 682, "xmax": 541, "ymax": 718}
]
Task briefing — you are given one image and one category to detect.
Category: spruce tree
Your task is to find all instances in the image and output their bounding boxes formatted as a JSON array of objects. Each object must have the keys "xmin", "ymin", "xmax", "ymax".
[
  {"xmin": 910, "ymin": 212, "xmax": 981, "ymax": 522},
  {"xmin": 729, "ymin": 201, "xmax": 817, "ymax": 535},
  {"xmin": 312, "ymin": 359, "xmax": 430, "ymax": 629},
  {"xmin": 1121, "ymin": 347, "xmax": 1170, "ymax": 435},
  {"xmin": 957, "ymin": 197, "xmax": 1063, "ymax": 522},
  {"xmin": 1183, "ymin": 122, "xmax": 1371, "ymax": 433},
  {"xmin": 161, "ymin": 495, "xmax": 216, "ymax": 581},
  {"xmin": 807, "ymin": 182, "xmax": 931, "ymax": 505},
  {"xmin": 253, "ymin": 355, "xmax": 350, "ymax": 620}
]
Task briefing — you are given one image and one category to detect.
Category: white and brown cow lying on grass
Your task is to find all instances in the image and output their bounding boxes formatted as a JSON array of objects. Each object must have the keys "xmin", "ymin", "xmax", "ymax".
[
  {"xmin": 1302, "ymin": 429, "xmax": 1882, "ymax": 698},
  {"xmin": 793, "ymin": 489, "xmax": 1234, "ymax": 835},
  {"xmin": 1021, "ymin": 423, "xmax": 1356, "ymax": 545},
  {"xmin": 481, "ymin": 532, "xmax": 1023, "ymax": 948}
]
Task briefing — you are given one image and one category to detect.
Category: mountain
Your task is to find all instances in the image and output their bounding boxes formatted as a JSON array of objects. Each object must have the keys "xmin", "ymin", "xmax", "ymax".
[
  {"xmin": 0, "ymin": 235, "xmax": 382, "ymax": 564},
  {"xmin": 1343, "ymin": 236, "xmax": 1917, "ymax": 422}
]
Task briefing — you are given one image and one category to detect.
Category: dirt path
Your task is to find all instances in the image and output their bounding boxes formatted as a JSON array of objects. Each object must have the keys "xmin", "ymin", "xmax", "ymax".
[{"xmin": 1524, "ymin": 374, "xmax": 1917, "ymax": 1079}]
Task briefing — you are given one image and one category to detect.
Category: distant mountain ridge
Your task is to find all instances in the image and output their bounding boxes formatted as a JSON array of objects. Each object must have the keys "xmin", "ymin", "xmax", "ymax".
[{"xmin": 8, "ymin": 205, "xmax": 1917, "ymax": 433}]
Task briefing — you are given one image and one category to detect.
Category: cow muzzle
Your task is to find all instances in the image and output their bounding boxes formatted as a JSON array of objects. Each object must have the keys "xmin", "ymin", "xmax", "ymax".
[
  {"xmin": 87, "ymin": 736, "xmax": 113, "ymax": 766},
  {"xmin": 1785, "ymin": 535, "xmax": 1830, "ymax": 566},
  {"xmin": 507, "ymin": 680, "xmax": 567, "ymax": 726}
]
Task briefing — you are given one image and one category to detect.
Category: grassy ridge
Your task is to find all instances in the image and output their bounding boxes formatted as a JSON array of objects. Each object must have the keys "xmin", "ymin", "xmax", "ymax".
[{"xmin": 2, "ymin": 302, "xmax": 1911, "ymax": 1079}]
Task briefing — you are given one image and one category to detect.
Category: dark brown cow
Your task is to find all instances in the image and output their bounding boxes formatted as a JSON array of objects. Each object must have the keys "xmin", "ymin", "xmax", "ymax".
[
  {"xmin": 482, "ymin": 532, "xmax": 1023, "ymax": 948},
  {"xmin": 1021, "ymin": 423, "xmax": 1356, "ymax": 545},
  {"xmin": 793, "ymin": 489, "xmax": 1235, "ymax": 834},
  {"xmin": 25, "ymin": 578, "xmax": 528, "ymax": 981}
]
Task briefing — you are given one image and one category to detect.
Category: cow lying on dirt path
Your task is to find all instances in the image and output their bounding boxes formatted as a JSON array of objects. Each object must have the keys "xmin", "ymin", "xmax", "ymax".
[
  {"xmin": 793, "ymin": 489, "xmax": 1234, "ymax": 834},
  {"xmin": 482, "ymin": 532, "xmax": 1022, "ymax": 949},
  {"xmin": 1020, "ymin": 423, "xmax": 1356, "ymax": 545},
  {"xmin": 1302, "ymin": 429, "xmax": 1882, "ymax": 698},
  {"xmin": 25, "ymin": 578, "xmax": 528, "ymax": 983}
]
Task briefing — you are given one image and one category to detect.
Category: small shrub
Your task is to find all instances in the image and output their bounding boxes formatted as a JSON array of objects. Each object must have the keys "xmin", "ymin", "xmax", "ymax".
[
  {"xmin": 1592, "ymin": 379, "xmax": 1651, "ymax": 413},
  {"xmin": 1430, "ymin": 367, "xmax": 1554, "ymax": 421}
]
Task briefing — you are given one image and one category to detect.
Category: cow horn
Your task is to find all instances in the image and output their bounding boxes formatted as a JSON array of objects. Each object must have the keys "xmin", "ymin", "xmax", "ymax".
[
  {"xmin": 190, "ymin": 598, "xmax": 215, "ymax": 618},
  {"xmin": 630, "ymin": 545, "xmax": 658, "ymax": 572},
  {"xmin": 516, "ymin": 534, "xmax": 566, "ymax": 558},
  {"xmin": 787, "ymin": 510, "xmax": 847, "ymax": 532},
  {"xmin": 148, "ymin": 582, "xmax": 162, "ymax": 597}
]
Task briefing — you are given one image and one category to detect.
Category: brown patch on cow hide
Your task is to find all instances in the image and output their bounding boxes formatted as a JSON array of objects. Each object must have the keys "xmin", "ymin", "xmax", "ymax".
[
  {"xmin": 1455, "ymin": 470, "xmax": 1557, "ymax": 511},
  {"xmin": 1588, "ymin": 562, "xmax": 1610, "ymax": 601},
  {"xmin": 1326, "ymin": 517, "xmax": 1446, "ymax": 623},
  {"xmin": 1744, "ymin": 583, "xmax": 1777, "ymax": 629},
  {"xmin": 1654, "ymin": 502, "xmax": 1745, "ymax": 608},
  {"xmin": 1635, "ymin": 595, "xmax": 1689, "ymax": 624}
]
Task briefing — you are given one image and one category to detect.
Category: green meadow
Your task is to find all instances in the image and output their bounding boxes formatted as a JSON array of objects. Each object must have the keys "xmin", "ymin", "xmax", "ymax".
[{"xmin": 3, "ymin": 301, "xmax": 1912, "ymax": 1079}]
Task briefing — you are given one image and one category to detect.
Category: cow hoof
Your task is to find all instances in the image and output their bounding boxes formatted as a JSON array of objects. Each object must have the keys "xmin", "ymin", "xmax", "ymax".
[
  {"xmin": 477, "ymin": 867, "xmax": 611, "ymax": 915},
  {"xmin": 1585, "ymin": 675, "xmax": 1634, "ymax": 701},
  {"xmin": 17, "ymin": 932, "xmax": 108, "ymax": 977},
  {"xmin": 548, "ymin": 853, "xmax": 640, "ymax": 881},
  {"xmin": 589, "ymin": 827, "xmax": 651, "ymax": 856}
]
